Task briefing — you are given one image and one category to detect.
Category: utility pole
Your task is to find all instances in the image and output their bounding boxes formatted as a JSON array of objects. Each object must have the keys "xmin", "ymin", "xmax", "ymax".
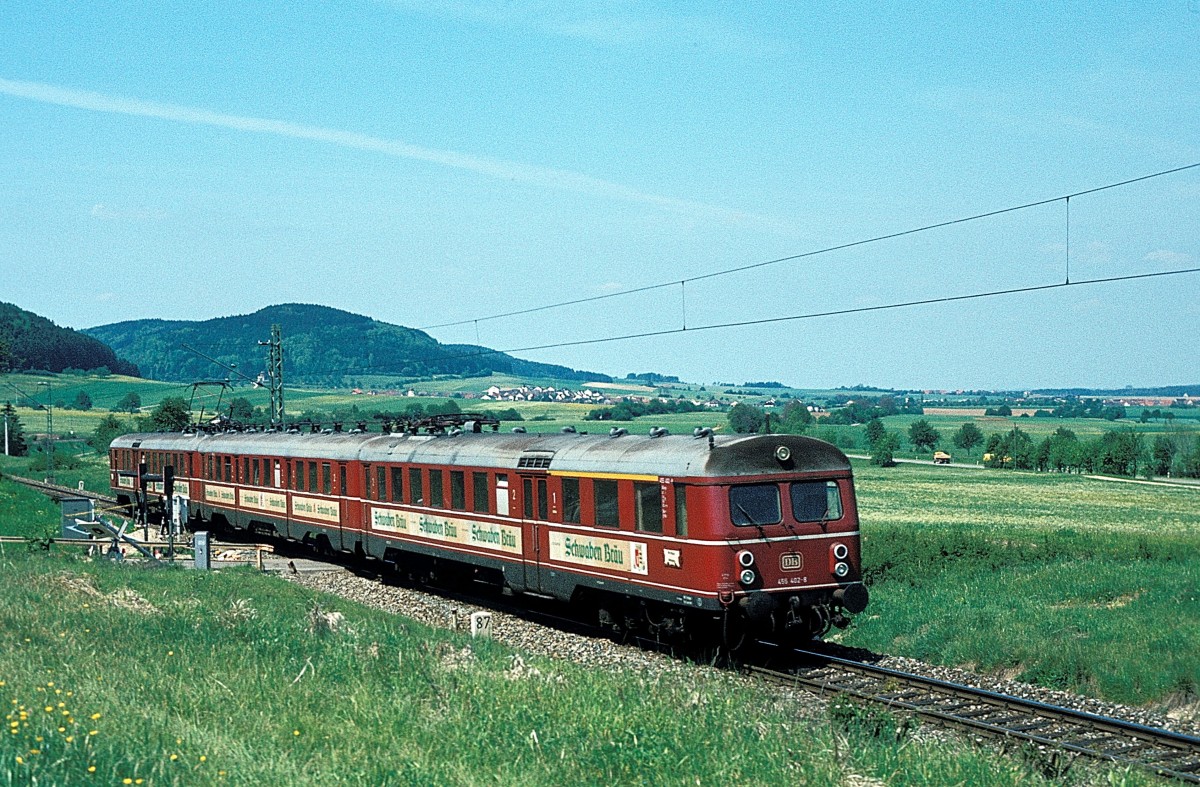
[
  {"xmin": 258, "ymin": 324, "xmax": 285, "ymax": 429},
  {"xmin": 37, "ymin": 381, "xmax": 54, "ymax": 483}
]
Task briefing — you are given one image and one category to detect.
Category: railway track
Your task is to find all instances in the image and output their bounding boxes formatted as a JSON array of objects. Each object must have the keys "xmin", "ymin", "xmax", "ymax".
[
  {"xmin": 6, "ymin": 474, "xmax": 118, "ymax": 506},
  {"xmin": 754, "ymin": 648, "xmax": 1200, "ymax": 783}
]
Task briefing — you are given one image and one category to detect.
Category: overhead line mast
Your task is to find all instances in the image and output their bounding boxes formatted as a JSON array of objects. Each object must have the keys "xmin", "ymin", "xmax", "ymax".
[{"xmin": 259, "ymin": 323, "xmax": 285, "ymax": 429}]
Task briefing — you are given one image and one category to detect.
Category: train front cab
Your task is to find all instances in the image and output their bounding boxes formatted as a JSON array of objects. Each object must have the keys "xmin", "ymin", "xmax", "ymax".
[{"xmin": 712, "ymin": 468, "xmax": 867, "ymax": 637}]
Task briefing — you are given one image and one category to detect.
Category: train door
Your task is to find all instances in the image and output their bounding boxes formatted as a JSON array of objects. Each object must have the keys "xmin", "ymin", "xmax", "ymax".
[{"xmin": 519, "ymin": 474, "xmax": 549, "ymax": 592}]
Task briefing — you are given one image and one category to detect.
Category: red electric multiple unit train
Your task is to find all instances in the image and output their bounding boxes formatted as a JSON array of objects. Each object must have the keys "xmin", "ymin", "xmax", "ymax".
[{"xmin": 110, "ymin": 420, "xmax": 868, "ymax": 643}]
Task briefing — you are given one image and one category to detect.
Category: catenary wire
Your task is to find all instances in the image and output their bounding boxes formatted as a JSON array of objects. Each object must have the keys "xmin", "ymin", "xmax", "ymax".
[
  {"xmin": 419, "ymin": 161, "xmax": 1200, "ymax": 331},
  {"xmin": 279, "ymin": 266, "xmax": 1200, "ymax": 378}
]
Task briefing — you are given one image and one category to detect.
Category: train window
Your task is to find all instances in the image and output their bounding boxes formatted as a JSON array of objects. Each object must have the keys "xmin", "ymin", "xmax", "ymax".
[
  {"xmin": 450, "ymin": 471, "xmax": 466, "ymax": 510},
  {"xmin": 309, "ymin": 461, "xmax": 318, "ymax": 492},
  {"xmin": 322, "ymin": 463, "xmax": 332, "ymax": 496},
  {"xmin": 561, "ymin": 477, "xmax": 581, "ymax": 524},
  {"xmin": 409, "ymin": 468, "xmax": 423, "ymax": 505},
  {"xmin": 729, "ymin": 484, "xmax": 781, "ymax": 527},
  {"xmin": 634, "ymin": 482, "xmax": 662, "ymax": 534},
  {"xmin": 674, "ymin": 484, "xmax": 688, "ymax": 537},
  {"xmin": 252, "ymin": 458, "xmax": 261, "ymax": 486},
  {"xmin": 340, "ymin": 466, "xmax": 347, "ymax": 496},
  {"xmin": 391, "ymin": 467, "xmax": 404, "ymax": 503},
  {"xmin": 242, "ymin": 457, "xmax": 249, "ymax": 483},
  {"xmin": 495, "ymin": 474, "xmax": 509, "ymax": 516},
  {"xmin": 472, "ymin": 472, "xmax": 490, "ymax": 514},
  {"xmin": 223, "ymin": 456, "xmax": 232, "ymax": 483},
  {"xmin": 377, "ymin": 466, "xmax": 387, "ymax": 502},
  {"xmin": 791, "ymin": 481, "xmax": 843, "ymax": 523},
  {"xmin": 537, "ymin": 478, "xmax": 548, "ymax": 520},
  {"xmin": 522, "ymin": 478, "xmax": 534, "ymax": 519},
  {"xmin": 293, "ymin": 461, "xmax": 303, "ymax": 491},
  {"xmin": 274, "ymin": 460, "xmax": 282, "ymax": 488},
  {"xmin": 364, "ymin": 465, "xmax": 373, "ymax": 499},
  {"xmin": 593, "ymin": 479, "xmax": 619, "ymax": 528},
  {"xmin": 429, "ymin": 470, "xmax": 444, "ymax": 508}
]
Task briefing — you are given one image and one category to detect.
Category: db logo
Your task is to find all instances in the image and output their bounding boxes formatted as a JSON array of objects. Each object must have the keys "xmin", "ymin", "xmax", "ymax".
[{"xmin": 780, "ymin": 553, "xmax": 803, "ymax": 572}]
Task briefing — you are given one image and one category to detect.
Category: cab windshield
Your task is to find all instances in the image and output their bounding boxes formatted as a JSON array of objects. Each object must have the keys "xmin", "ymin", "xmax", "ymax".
[
  {"xmin": 729, "ymin": 484, "xmax": 781, "ymax": 527},
  {"xmin": 790, "ymin": 480, "xmax": 843, "ymax": 522}
]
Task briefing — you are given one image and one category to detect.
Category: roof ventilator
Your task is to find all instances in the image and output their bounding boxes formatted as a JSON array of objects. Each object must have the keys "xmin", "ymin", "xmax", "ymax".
[
  {"xmin": 609, "ymin": 427, "xmax": 628, "ymax": 438},
  {"xmin": 649, "ymin": 427, "xmax": 669, "ymax": 438}
]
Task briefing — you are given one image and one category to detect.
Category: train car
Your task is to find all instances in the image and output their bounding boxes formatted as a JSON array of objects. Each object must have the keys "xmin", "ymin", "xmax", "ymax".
[{"xmin": 110, "ymin": 423, "xmax": 868, "ymax": 643}]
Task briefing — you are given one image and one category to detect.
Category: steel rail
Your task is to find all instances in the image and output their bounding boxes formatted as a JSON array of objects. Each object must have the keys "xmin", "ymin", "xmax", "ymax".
[
  {"xmin": 752, "ymin": 648, "xmax": 1200, "ymax": 783},
  {"xmin": 6, "ymin": 474, "xmax": 118, "ymax": 506}
]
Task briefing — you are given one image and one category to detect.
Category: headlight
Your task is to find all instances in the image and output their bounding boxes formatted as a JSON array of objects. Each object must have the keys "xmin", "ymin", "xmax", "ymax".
[
  {"xmin": 736, "ymin": 549, "xmax": 755, "ymax": 568},
  {"xmin": 739, "ymin": 568, "xmax": 756, "ymax": 585},
  {"xmin": 832, "ymin": 543, "xmax": 849, "ymax": 560},
  {"xmin": 834, "ymin": 562, "xmax": 850, "ymax": 578}
]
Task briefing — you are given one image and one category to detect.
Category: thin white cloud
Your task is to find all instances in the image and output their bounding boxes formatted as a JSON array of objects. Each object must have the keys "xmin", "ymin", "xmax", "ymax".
[
  {"xmin": 1143, "ymin": 249, "xmax": 1193, "ymax": 266},
  {"xmin": 91, "ymin": 203, "xmax": 166, "ymax": 221},
  {"xmin": 381, "ymin": 1, "xmax": 789, "ymax": 53},
  {"xmin": 0, "ymin": 76, "xmax": 764, "ymax": 225}
]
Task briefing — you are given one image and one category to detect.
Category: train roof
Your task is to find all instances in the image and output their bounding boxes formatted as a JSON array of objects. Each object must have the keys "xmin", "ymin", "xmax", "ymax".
[{"xmin": 111, "ymin": 429, "xmax": 852, "ymax": 479}]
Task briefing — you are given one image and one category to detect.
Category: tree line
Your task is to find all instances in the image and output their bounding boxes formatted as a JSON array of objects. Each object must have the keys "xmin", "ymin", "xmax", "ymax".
[{"xmin": 726, "ymin": 401, "xmax": 1200, "ymax": 479}]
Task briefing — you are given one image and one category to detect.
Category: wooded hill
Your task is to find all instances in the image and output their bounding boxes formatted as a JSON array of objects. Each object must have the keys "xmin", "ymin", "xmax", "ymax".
[
  {"xmin": 0, "ymin": 302, "xmax": 139, "ymax": 376},
  {"xmin": 86, "ymin": 303, "xmax": 609, "ymax": 385}
]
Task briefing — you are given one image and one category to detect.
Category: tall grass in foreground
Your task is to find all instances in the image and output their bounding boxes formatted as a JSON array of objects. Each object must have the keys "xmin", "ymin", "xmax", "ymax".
[
  {"xmin": 0, "ymin": 552, "xmax": 1155, "ymax": 786},
  {"xmin": 843, "ymin": 463, "xmax": 1200, "ymax": 705}
]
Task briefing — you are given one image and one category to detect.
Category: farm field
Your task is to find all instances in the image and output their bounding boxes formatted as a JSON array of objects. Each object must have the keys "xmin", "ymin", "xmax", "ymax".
[{"xmin": 842, "ymin": 461, "xmax": 1200, "ymax": 706}]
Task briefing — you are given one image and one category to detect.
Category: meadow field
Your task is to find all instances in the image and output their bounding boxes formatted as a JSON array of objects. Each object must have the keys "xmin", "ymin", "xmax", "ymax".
[
  {"xmin": 843, "ymin": 462, "xmax": 1200, "ymax": 706},
  {"xmin": 1, "ymin": 446, "xmax": 1193, "ymax": 782},
  {"xmin": 1, "ymin": 487, "xmax": 1131, "ymax": 785}
]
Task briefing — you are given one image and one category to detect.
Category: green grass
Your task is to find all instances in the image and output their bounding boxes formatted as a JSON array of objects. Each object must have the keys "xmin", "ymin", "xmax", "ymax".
[
  {"xmin": 0, "ymin": 475, "xmax": 60, "ymax": 541},
  {"xmin": 840, "ymin": 462, "xmax": 1200, "ymax": 705},
  {"xmin": 0, "ymin": 548, "xmax": 1131, "ymax": 786}
]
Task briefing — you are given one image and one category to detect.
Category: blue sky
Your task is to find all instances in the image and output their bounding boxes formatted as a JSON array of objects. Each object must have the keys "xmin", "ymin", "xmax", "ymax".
[{"xmin": 2, "ymin": 2, "xmax": 1197, "ymax": 389}]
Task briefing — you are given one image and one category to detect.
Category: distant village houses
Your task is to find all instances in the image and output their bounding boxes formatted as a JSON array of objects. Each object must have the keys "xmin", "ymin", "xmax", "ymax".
[{"xmin": 481, "ymin": 385, "xmax": 612, "ymax": 404}]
